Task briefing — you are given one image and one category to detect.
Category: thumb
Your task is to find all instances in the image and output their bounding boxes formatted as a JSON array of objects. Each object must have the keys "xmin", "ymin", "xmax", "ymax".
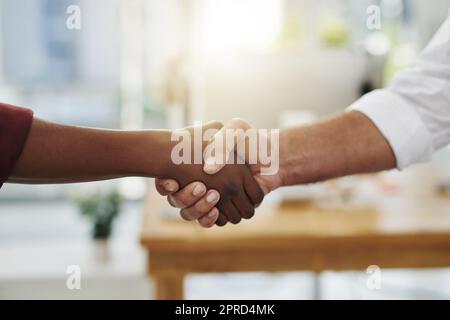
[
  {"xmin": 203, "ymin": 118, "xmax": 254, "ymax": 174},
  {"xmin": 204, "ymin": 155, "xmax": 227, "ymax": 175},
  {"xmin": 203, "ymin": 129, "xmax": 233, "ymax": 174}
]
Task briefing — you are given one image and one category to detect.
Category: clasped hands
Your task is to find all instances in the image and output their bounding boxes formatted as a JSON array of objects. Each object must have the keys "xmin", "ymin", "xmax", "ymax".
[{"xmin": 156, "ymin": 119, "xmax": 283, "ymax": 228}]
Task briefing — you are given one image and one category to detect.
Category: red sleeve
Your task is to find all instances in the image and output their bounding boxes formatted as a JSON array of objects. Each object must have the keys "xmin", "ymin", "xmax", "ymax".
[{"xmin": 0, "ymin": 103, "xmax": 34, "ymax": 189}]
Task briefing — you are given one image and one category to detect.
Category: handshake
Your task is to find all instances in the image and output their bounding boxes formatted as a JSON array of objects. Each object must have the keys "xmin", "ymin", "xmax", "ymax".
[
  {"xmin": 155, "ymin": 119, "xmax": 282, "ymax": 228},
  {"xmin": 6, "ymin": 105, "xmax": 391, "ymax": 220}
]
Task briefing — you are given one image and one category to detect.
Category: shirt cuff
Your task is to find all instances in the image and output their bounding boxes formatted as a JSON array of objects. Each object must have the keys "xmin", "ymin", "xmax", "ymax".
[
  {"xmin": 0, "ymin": 103, "xmax": 34, "ymax": 188},
  {"xmin": 348, "ymin": 89, "xmax": 434, "ymax": 170}
]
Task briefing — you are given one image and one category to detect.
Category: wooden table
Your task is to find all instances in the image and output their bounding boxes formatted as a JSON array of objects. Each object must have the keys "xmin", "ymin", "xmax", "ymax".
[{"xmin": 140, "ymin": 187, "xmax": 450, "ymax": 299}]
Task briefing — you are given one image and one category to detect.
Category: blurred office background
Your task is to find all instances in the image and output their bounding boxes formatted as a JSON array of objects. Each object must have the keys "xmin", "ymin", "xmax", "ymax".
[{"xmin": 2, "ymin": 0, "xmax": 450, "ymax": 299}]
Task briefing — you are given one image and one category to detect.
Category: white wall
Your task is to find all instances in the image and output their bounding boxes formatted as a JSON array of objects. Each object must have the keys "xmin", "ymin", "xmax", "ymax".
[
  {"xmin": 414, "ymin": 0, "xmax": 450, "ymax": 47},
  {"xmin": 189, "ymin": 49, "xmax": 365, "ymax": 128}
]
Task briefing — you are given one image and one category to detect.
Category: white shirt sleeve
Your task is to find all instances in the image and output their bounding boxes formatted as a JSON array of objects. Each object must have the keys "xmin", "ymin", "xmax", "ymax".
[{"xmin": 349, "ymin": 12, "xmax": 450, "ymax": 169}]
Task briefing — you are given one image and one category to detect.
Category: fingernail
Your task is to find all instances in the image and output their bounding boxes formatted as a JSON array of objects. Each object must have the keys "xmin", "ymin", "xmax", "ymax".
[
  {"xmin": 204, "ymin": 162, "xmax": 219, "ymax": 174},
  {"xmin": 192, "ymin": 183, "xmax": 206, "ymax": 196},
  {"xmin": 206, "ymin": 191, "xmax": 219, "ymax": 203},
  {"xmin": 205, "ymin": 157, "xmax": 216, "ymax": 166},
  {"xmin": 164, "ymin": 182, "xmax": 176, "ymax": 192}
]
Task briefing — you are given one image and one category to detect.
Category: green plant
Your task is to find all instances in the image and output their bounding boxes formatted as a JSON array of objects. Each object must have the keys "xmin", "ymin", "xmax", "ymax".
[{"xmin": 76, "ymin": 190, "xmax": 122, "ymax": 239}]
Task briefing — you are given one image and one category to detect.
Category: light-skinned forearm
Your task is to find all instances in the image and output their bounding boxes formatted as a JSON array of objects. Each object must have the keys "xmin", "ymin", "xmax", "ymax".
[
  {"xmin": 278, "ymin": 110, "xmax": 396, "ymax": 186},
  {"xmin": 9, "ymin": 117, "xmax": 172, "ymax": 184}
]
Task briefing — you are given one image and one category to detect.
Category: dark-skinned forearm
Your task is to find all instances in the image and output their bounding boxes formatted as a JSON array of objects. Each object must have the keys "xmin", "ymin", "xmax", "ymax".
[
  {"xmin": 279, "ymin": 110, "xmax": 396, "ymax": 186},
  {"xmin": 9, "ymin": 117, "xmax": 172, "ymax": 184}
]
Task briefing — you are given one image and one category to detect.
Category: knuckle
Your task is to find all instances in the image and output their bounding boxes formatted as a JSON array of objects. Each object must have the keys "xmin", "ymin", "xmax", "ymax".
[
  {"xmin": 155, "ymin": 181, "xmax": 167, "ymax": 195},
  {"xmin": 229, "ymin": 216, "xmax": 242, "ymax": 224},
  {"xmin": 173, "ymin": 193, "xmax": 191, "ymax": 208},
  {"xmin": 231, "ymin": 118, "xmax": 250, "ymax": 130},
  {"xmin": 224, "ymin": 184, "xmax": 240, "ymax": 198},
  {"xmin": 256, "ymin": 192, "xmax": 264, "ymax": 205},
  {"xmin": 167, "ymin": 195, "xmax": 178, "ymax": 208},
  {"xmin": 199, "ymin": 217, "xmax": 214, "ymax": 228},
  {"xmin": 251, "ymin": 187, "xmax": 265, "ymax": 205},
  {"xmin": 194, "ymin": 200, "xmax": 210, "ymax": 214},
  {"xmin": 211, "ymin": 120, "xmax": 223, "ymax": 127},
  {"xmin": 243, "ymin": 207, "xmax": 255, "ymax": 219},
  {"xmin": 216, "ymin": 215, "xmax": 228, "ymax": 227},
  {"xmin": 177, "ymin": 196, "xmax": 188, "ymax": 208},
  {"xmin": 180, "ymin": 209, "xmax": 194, "ymax": 221},
  {"xmin": 206, "ymin": 120, "xmax": 223, "ymax": 130}
]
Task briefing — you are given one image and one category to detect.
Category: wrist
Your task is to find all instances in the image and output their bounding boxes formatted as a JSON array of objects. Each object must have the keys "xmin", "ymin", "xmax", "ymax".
[
  {"xmin": 131, "ymin": 130, "xmax": 173, "ymax": 178},
  {"xmin": 277, "ymin": 128, "xmax": 292, "ymax": 187},
  {"xmin": 278, "ymin": 127, "xmax": 311, "ymax": 187}
]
